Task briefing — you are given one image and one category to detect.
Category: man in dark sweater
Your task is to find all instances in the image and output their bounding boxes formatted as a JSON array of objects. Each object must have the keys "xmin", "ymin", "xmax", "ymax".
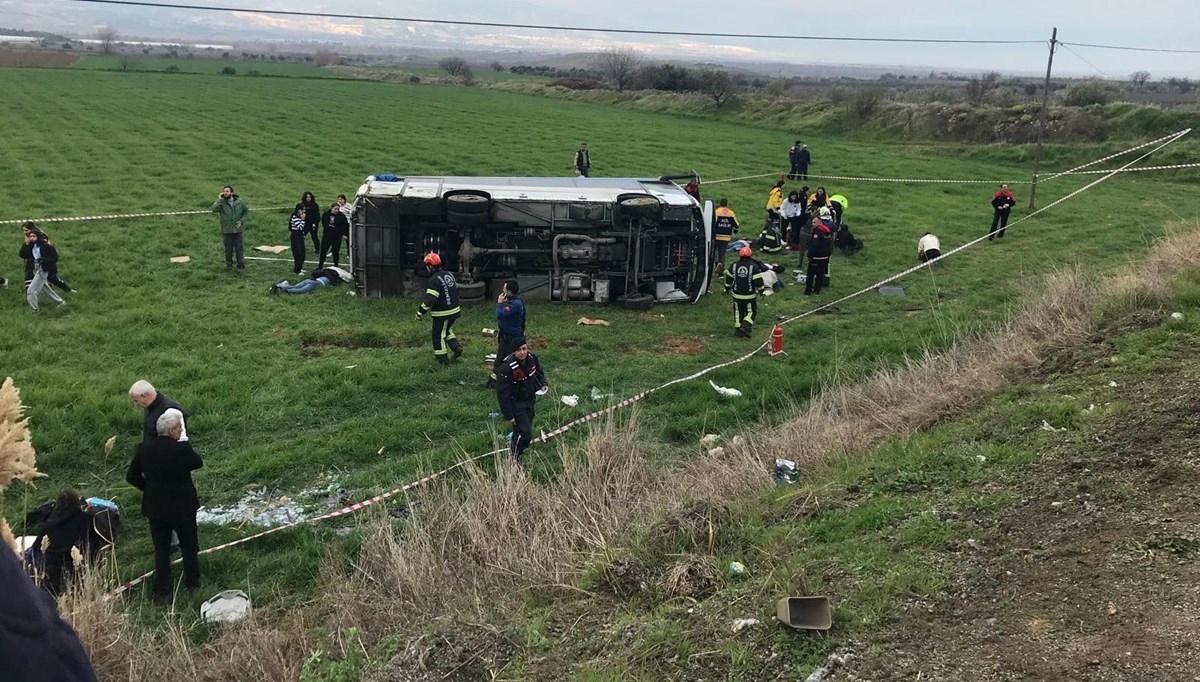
[
  {"xmin": 495, "ymin": 336, "xmax": 547, "ymax": 460},
  {"xmin": 125, "ymin": 408, "xmax": 203, "ymax": 603},
  {"xmin": 318, "ymin": 201, "xmax": 350, "ymax": 268},
  {"xmin": 129, "ymin": 380, "xmax": 186, "ymax": 444}
]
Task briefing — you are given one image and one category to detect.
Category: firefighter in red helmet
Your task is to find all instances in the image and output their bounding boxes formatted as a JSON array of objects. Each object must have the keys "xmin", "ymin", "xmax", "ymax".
[
  {"xmin": 723, "ymin": 246, "xmax": 768, "ymax": 338},
  {"xmin": 416, "ymin": 252, "xmax": 463, "ymax": 364}
]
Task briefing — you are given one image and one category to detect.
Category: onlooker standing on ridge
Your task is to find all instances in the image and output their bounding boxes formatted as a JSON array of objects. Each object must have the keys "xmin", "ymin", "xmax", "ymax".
[
  {"xmin": 129, "ymin": 380, "xmax": 187, "ymax": 444},
  {"xmin": 573, "ymin": 142, "xmax": 591, "ymax": 177},
  {"xmin": 989, "ymin": 183, "xmax": 1016, "ymax": 241},
  {"xmin": 416, "ymin": 252, "xmax": 463, "ymax": 365},
  {"xmin": 19, "ymin": 226, "xmax": 66, "ymax": 312},
  {"xmin": 211, "ymin": 184, "xmax": 249, "ymax": 270},
  {"xmin": 796, "ymin": 143, "xmax": 811, "ymax": 180},
  {"xmin": 296, "ymin": 191, "xmax": 321, "ymax": 254},
  {"xmin": 486, "ymin": 279, "xmax": 525, "ymax": 389},
  {"xmin": 288, "ymin": 206, "xmax": 307, "ymax": 276},
  {"xmin": 125, "ymin": 408, "xmax": 203, "ymax": 605},
  {"xmin": 318, "ymin": 200, "xmax": 350, "ymax": 268},
  {"xmin": 712, "ymin": 197, "xmax": 740, "ymax": 275},
  {"xmin": 804, "ymin": 214, "xmax": 833, "ymax": 296},
  {"xmin": 495, "ymin": 336, "xmax": 547, "ymax": 461},
  {"xmin": 918, "ymin": 232, "xmax": 942, "ymax": 263},
  {"xmin": 788, "ymin": 141, "xmax": 802, "ymax": 179}
]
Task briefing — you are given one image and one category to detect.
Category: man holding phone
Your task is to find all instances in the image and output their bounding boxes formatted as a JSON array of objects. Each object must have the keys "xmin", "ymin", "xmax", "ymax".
[
  {"xmin": 211, "ymin": 184, "xmax": 249, "ymax": 269},
  {"xmin": 485, "ymin": 280, "xmax": 526, "ymax": 388}
]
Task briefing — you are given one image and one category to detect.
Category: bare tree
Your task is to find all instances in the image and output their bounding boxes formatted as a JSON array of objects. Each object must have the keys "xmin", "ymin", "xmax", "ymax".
[
  {"xmin": 696, "ymin": 69, "xmax": 738, "ymax": 106},
  {"xmin": 490, "ymin": 60, "xmax": 503, "ymax": 72},
  {"xmin": 1129, "ymin": 70, "xmax": 1151, "ymax": 87},
  {"xmin": 118, "ymin": 54, "xmax": 137, "ymax": 72},
  {"xmin": 96, "ymin": 26, "xmax": 119, "ymax": 56},
  {"xmin": 439, "ymin": 56, "xmax": 474, "ymax": 81},
  {"xmin": 314, "ymin": 50, "xmax": 341, "ymax": 66},
  {"xmin": 595, "ymin": 48, "xmax": 639, "ymax": 92},
  {"xmin": 964, "ymin": 71, "xmax": 999, "ymax": 107}
]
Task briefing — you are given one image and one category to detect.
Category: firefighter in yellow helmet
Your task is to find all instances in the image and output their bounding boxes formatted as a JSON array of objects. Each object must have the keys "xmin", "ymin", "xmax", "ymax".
[{"xmin": 723, "ymin": 246, "xmax": 768, "ymax": 338}]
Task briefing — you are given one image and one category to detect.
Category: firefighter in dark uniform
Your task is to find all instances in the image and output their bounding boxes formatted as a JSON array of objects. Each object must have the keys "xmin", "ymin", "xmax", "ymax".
[
  {"xmin": 724, "ymin": 246, "xmax": 767, "ymax": 338},
  {"xmin": 713, "ymin": 197, "xmax": 740, "ymax": 275},
  {"xmin": 758, "ymin": 219, "xmax": 784, "ymax": 255},
  {"xmin": 415, "ymin": 252, "xmax": 463, "ymax": 365},
  {"xmin": 805, "ymin": 214, "xmax": 833, "ymax": 295},
  {"xmin": 495, "ymin": 336, "xmax": 547, "ymax": 460}
]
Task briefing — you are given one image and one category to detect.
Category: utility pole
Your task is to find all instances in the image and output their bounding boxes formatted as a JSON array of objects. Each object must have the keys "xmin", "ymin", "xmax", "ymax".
[{"xmin": 1028, "ymin": 27, "xmax": 1058, "ymax": 211}]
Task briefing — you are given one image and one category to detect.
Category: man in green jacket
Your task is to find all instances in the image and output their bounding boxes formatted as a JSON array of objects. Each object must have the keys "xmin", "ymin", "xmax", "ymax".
[{"xmin": 211, "ymin": 184, "xmax": 249, "ymax": 269}]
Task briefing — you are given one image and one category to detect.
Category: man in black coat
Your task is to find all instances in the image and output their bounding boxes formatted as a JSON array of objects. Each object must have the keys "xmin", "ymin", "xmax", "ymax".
[
  {"xmin": 495, "ymin": 336, "xmax": 547, "ymax": 460},
  {"xmin": 128, "ymin": 380, "xmax": 186, "ymax": 444},
  {"xmin": 125, "ymin": 408, "xmax": 203, "ymax": 602},
  {"xmin": 0, "ymin": 544, "xmax": 97, "ymax": 681}
]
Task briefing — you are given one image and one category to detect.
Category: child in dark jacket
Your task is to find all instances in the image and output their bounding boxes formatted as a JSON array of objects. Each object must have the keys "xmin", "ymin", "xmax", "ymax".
[{"xmin": 19, "ymin": 224, "xmax": 67, "ymax": 311}]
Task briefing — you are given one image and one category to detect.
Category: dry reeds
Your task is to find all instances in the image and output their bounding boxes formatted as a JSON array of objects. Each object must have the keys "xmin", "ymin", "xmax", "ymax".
[{"xmin": 1, "ymin": 376, "xmax": 42, "ymax": 555}]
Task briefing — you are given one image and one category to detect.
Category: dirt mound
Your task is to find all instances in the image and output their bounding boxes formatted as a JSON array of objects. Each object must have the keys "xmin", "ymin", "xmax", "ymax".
[{"xmin": 830, "ymin": 356, "xmax": 1200, "ymax": 682}]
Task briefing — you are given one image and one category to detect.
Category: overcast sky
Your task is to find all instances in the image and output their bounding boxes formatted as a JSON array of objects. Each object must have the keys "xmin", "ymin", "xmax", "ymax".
[{"xmin": 5, "ymin": 0, "xmax": 1200, "ymax": 77}]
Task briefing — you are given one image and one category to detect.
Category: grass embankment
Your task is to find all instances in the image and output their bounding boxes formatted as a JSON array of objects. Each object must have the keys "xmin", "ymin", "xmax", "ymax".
[
  {"xmin": 490, "ymin": 80, "xmax": 1200, "ymax": 156},
  {"xmin": 340, "ymin": 224, "xmax": 1200, "ymax": 681},
  {"xmin": 0, "ymin": 65, "xmax": 1195, "ymax": 675}
]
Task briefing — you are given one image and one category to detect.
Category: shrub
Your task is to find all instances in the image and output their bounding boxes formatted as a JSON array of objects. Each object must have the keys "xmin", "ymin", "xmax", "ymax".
[
  {"xmin": 246, "ymin": 69, "xmax": 261, "ymax": 77},
  {"xmin": 1062, "ymin": 79, "xmax": 1122, "ymax": 107},
  {"xmin": 164, "ymin": 64, "xmax": 180, "ymax": 73},
  {"xmin": 408, "ymin": 75, "xmax": 420, "ymax": 84},
  {"xmin": 220, "ymin": 65, "xmax": 236, "ymax": 75},
  {"xmin": 549, "ymin": 77, "xmax": 603, "ymax": 90}
]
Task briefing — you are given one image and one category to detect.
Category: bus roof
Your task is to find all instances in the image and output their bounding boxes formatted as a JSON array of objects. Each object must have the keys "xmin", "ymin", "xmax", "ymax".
[{"xmin": 356, "ymin": 175, "xmax": 697, "ymax": 206}]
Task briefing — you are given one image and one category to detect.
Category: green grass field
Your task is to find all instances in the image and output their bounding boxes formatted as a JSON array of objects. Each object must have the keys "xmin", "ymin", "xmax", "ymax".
[
  {"xmin": 1, "ymin": 65, "xmax": 1197, "ymax": 613},
  {"xmin": 75, "ymin": 54, "xmax": 343, "ymax": 78}
]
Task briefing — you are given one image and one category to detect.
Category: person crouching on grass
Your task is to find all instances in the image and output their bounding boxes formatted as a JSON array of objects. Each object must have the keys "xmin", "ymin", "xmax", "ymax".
[
  {"xmin": 496, "ymin": 336, "xmax": 548, "ymax": 462},
  {"xmin": 918, "ymin": 232, "xmax": 942, "ymax": 263},
  {"xmin": 125, "ymin": 408, "xmax": 202, "ymax": 605}
]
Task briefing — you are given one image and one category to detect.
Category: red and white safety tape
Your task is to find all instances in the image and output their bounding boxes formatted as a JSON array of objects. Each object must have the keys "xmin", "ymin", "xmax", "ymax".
[
  {"xmin": 108, "ymin": 450, "xmax": 499, "ymax": 598},
  {"xmin": 0, "ymin": 206, "xmax": 291, "ymax": 227}
]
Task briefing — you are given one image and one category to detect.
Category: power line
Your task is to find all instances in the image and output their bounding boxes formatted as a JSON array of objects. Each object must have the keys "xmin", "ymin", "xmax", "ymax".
[
  {"xmin": 64, "ymin": 0, "xmax": 1045, "ymax": 44},
  {"xmin": 1061, "ymin": 41, "xmax": 1200, "ymax": 55}
]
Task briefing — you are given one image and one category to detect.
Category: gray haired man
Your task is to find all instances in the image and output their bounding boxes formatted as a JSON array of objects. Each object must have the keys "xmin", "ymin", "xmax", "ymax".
[
  {"xmin": 129, "ymin": 380, "xmax": 187, "ymax": 444},
  {"xmin": 125, "ymin": 408, "xmax": 203, "ymax": 604}
]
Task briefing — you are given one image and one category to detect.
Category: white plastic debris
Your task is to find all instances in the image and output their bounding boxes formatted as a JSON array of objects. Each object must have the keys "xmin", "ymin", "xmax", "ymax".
[
  {"xmin": 731, "ymin": 618, "xmax": 760, "ymax": 634},
  {"xmin": 1171, "ymin": 312, "xmax": 1184, "ymax": 321},
  {"xmin": 1040, "ymin": 420, "xmax": 1061, "ymax": 432},
  {"xmin": 699, "ymin": 434, "xmax": 721, "ymax": 447},
  {"xmin": 709, "ymin": 380, "xmax": 742, "ymax": 398},
  {"xmin": 728, "ymin": 561, "xmax": 747, "ymax": 576},
  {"xmin": 590, "ymin": 386, "xmax": 612, "ymax": 401},
  {"xmin": 201, "ymin": 590, "xmax": 252, "ymax": 624},
  {"xmin": 561, "ymin": 395, "xmax": 579, "ymax": 407},
  {"xmin": 1108, "ymin": 381, "xmax": 1118, "ymax": 387}
]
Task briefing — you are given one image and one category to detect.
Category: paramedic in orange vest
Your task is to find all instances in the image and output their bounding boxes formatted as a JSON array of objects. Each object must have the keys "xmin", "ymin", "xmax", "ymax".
[{"xmin": 713, "ymin": 197, "xmax": 740, "ymax": 275}]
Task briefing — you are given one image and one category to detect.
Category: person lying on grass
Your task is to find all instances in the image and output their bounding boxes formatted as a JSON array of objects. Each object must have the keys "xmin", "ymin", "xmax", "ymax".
[{"xmin": 270, "ymin": 266, "xmax": 352, "ymax": 295}]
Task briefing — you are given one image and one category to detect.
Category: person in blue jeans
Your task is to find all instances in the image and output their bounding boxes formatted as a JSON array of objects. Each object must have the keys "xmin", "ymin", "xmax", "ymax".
[{"xmin": 271, "ymin": 266, "xmax": 352, "ymax": 295}]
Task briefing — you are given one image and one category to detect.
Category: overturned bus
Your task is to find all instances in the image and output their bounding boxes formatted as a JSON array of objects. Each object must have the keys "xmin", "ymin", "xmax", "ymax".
[{"xmin": 350, "ymin": 175, "xmax": 713, "ymax": 307}]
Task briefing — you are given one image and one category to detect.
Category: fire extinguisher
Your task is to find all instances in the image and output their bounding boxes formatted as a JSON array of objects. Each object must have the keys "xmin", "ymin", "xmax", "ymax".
[{"xmin": 770, "ymin": 324, "xmax": 784, "ymax": 355}]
